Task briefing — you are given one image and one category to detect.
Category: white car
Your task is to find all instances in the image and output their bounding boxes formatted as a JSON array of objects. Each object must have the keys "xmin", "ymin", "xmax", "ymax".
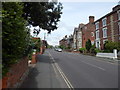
[{"xmin": 57, "ymin": 48, "xmax": 62, "ymax": 52}]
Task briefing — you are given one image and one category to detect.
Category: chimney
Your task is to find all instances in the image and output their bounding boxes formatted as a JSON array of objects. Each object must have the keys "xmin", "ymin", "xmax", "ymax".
[
  {"xmin": 112, "ymin": 5, "xmax": 120, "ymax": 12},
  {"xmin": 89, "ymin": 16, "xmax": 94, "ymax": 23},
  {"xmin": 79, "ymin": 23, "xmax": 84, "ymax": 28}
]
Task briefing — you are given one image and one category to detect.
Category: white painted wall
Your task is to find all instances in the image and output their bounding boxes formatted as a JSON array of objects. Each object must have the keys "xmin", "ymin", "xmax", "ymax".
[{"xmin": 96, "ymin": 49, "xmax": 118, "ymax": 59}]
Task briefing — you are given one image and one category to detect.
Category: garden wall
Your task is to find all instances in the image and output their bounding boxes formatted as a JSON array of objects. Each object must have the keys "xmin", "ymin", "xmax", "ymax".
[
  {"xmin": 2, "ymin": 57, "xmax": 29, "ymax": 88},
  {"xmin": 96, "ymin": 49, "xmax": 118, "ymax": 59}
]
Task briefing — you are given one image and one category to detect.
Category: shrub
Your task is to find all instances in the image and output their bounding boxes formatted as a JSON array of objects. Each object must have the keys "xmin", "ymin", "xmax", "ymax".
[
  {"xmin": 90, "ymin": 45, "xmax": 96, "ymax": 55},
  {"xmin": 85, "ymin": 39, "xmax": 92, "ymax": 52},
  {"xmin": 95, "ymin": 48, "xmax": 101, "ymax": 53},
  {"xmin": 104, "ymin": 41, "xmax": 120, "ymax": 53},
  {"xmin": 79, "ymin": 48, "xmax": 86, "ymax": 53}
]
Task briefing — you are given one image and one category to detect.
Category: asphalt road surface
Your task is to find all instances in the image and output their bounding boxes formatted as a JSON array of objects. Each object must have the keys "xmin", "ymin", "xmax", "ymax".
[
  {"xmin": 20, "ymin": 49, "xmax": 119, "ymax": 88},
  {"xmin": 48, "ymin": 49, "xmax": 119, "ymax": 88}
]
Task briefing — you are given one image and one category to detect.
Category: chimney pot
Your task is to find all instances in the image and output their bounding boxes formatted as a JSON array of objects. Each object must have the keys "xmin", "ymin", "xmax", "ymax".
[{"xmin": 89, "ymin": 16, "xmax": 94, "ymax": 23}]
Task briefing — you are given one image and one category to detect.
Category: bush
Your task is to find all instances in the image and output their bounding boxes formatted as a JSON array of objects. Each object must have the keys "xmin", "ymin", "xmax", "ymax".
[
  {"xmin": 85, "ymin": 39, "xmax": 92, "ymax": 52},
  {"xmin": 2, "ymin": 2, "xmax": 32, "ymax": 76},
  {"xmin": 59, "ymin": 45, "xmax": 65, "ymax": 49},
  {"xmin": 95, "ymin": 48, "xmax": 101, "ymax": 53},
  {"xmin": 79, "ymin": 48, "xmax": 86, "ymax": 53},
  {"xmin": 104, "ymin": 41, "xmax": 120, "ymax": 53},
  {"xmin": 90, "ymin": 45, "xmax": 96, "ymax": 55}
]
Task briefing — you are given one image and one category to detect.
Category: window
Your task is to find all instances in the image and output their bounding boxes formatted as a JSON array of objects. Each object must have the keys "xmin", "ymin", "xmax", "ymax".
[
  {"xmin": 102, "ymin": 18, "xmax": 107, "ymax": 27},
  {"xmin": 96, "ymin": 40, "xmax": 100, "ymax": 49},
  {"xmin": 85, "ymin": 26, "xmax": 87, "ymax": 29},
  {"xmin": 118, "ymin": 22, "xmax": 120, "ymax": 35},
  {"xmin": 117, "ymin": 10, "xmax": 120, "ymax": 20},
  {"xmin": 96, "ymin": 30, "xmax": 99, "ymax": 39},
  {"xmin": 91, "ymin": 41, "xmax": 94, "ymax": 45},
  {"xmin": 91, "ymin": 32, "xmax": 94, "ymax": 37},
  {"xmin": 95, "ymin": 22, "xmax": 99, "ymax": 30},
  {"xmin": 102, "ymin": 27, "xmax": 107, "ymax": 38}
]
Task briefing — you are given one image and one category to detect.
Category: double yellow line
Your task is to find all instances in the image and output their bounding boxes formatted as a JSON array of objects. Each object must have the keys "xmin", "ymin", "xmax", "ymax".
[{"xmin": 48, "ymin": 52, "xmax": 74, "ymax": 89}]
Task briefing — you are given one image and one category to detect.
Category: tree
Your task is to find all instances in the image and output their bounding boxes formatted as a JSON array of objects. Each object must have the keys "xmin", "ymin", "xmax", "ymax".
[
  {"xmin": 85, "ymin": 39, "xmax": 92, "ymax": 52},
  {"xmin": 59, "ymin": 45, "xmax": 66, "ymax": 49},
  {"xmin": 22, "ymin": 2, "xmax": 63, "ymax": 34},
  {"xmin": 2, "ymin": 2, "xmax": 32, "ymax": 76}
]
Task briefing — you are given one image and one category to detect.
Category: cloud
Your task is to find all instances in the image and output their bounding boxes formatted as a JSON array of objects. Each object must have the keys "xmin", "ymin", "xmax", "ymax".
[
  {"xmin": 37, "ymin": 2, "xmax": 117, "ymax": 46},
  {"xmin": 59, "ymin": 0, "xmax": 119, "ymax": 2}
]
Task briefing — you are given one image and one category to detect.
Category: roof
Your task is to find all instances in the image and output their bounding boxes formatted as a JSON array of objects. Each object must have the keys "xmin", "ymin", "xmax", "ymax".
[{"xmin": 94, "ymin": 5, "xmax": 120, "ymax": 23}]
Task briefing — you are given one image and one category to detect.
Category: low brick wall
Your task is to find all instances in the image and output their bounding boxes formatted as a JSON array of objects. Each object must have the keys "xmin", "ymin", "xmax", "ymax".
[
  {"xmin": 31, "ymin": 54, "xmax": 37, "ymax": 64},
  {"xmin": 72, "ymin": 51, "xmax": 80, "ymax": 53},
  {"xmin": 2, "ymin": 57, "xmax": 28, "ymax": 88}
]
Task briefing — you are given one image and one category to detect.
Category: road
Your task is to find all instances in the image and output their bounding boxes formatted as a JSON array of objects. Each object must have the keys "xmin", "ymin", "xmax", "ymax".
[
  {"xmin": 20, "ymin": 49, "xmax": 119, "ymax": 88},
  {"xmin": 48, "ymin": 49, "xmax": 118, "ymax": 88}
]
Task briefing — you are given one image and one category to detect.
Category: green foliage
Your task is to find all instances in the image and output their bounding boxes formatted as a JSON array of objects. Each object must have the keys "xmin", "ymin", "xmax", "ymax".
[
  {"xmin": 104, "ymin": 41, "xmax": 120, "ymax": 53},
  {"xmin": 47, "ymin": 45, "xmax": 53, "ymax": 49},
  {"xmin": 79, "ymin": 48, "xmax": 86, "ymax": 53},
  {"xmin": 90, "ymin": 45, "xmax": 100, "ymax": 55},
  {"xmin": 2, "ymin": 2, "xmax": 63, "ymax": 76},
  {"xmin": 95, "ymin": 48, "xmax": 101, "ymax": 53},
  {"xmin": 23, "ymin": 2, "xmax": 63, "ymax": 34},
  {"xmin": 32, "ymin": 38, "xmax": 41, "ymax": 53},
  {"xmin": 85, "ymin": 39, "xmax": 92, "ymax": 52},
  {"xmin": 2, "ymin": 2, "xmax": 32, "ymax": 76},
  {"xmin": 59, "ymin": 45, "xmax": 66, "ymax": 49}
]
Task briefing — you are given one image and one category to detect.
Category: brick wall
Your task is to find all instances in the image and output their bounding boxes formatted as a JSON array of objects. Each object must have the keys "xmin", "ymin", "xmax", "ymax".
[
  {"xmin": 95, "ymin": 5, "xmax": 120, "ymax": 50},
  {"xmin": 82, "ymin": 20, "xmax": 95, "ymax": 48},
  {"xmin": 2, "ymin": 57, "xmax": 28, "ymax": 88}
]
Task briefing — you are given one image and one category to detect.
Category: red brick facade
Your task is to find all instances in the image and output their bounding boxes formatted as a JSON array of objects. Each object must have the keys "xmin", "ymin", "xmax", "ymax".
[
  {"xmin": 82, "ymin": 16, "xmax": 95, "ymax": 48},
  {"xmin": 59, "ymin": 38, "xmax": 67, "ymax": 47},
  {"xmin": 95, "ymin": 5, "xmax": 120, "ymax": 50}
]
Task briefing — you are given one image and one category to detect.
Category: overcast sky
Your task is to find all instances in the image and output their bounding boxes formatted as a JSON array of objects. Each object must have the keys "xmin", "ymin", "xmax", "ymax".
[{"xmin": 31, "ymin": 1, "xmax": 119, "ymax": 46}]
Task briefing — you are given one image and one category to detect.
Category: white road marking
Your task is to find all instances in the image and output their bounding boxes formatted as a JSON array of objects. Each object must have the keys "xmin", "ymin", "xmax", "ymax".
[
  {"xmin": 81, "ymin": 61, "xmax": 105, "ymax": 71},
  {"xmin": 48, "ymin": 51, "xmax": 74, "ymax": 89},
  {"xmin": 51, "ymin": 61, "xmax": 58, "ymax": 77}
]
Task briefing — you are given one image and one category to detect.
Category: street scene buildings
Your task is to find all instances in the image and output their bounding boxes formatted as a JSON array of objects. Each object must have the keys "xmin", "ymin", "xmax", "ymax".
[
  {"xmin": 59, "ymin": 4, "xmax": 120, "ymax": 51},
  {"xmin": 95, "ymin": 4, "xmax": 120, "ymax": 50}
]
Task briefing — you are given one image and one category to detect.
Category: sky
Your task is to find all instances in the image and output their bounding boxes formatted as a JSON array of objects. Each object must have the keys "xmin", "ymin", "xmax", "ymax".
[{"xmin": 30, "ymin": 1, "xmax": 119, "ymax": 46}]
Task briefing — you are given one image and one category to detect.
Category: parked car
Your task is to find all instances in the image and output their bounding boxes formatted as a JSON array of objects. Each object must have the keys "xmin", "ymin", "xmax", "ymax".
[
  {"xmin": 57, "ymin": 48, "xmax": 62, "ymax": 52},
  {"xmin": 54, "ymin": 48, "xmax": 58, "ymax": 51}
]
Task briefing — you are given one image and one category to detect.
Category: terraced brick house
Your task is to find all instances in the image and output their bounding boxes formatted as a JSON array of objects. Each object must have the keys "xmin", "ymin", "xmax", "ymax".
[
  {"xmin": 81, "ymin": 16, "xmax": 95, "ymax": 48},
  {"xmin": 95, "ymin": 4, "xmax": 120, "ymax": 50}
]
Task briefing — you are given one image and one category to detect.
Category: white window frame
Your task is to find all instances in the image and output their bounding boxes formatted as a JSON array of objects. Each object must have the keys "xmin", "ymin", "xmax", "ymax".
[
  {"xmin": 91, "ymin": 32, "xmax": 94, "ymax": 37},
  {"xmin": 95, "ymin": 22, "xmax": 99, "ymax": 30},
  {"xmin": 102, "ymin": 17, "xmax": 107, "ymax": 27},
  {"xmin": 96, "ymin": 40, "xmax": 100, "ymax": 49},
  {"xmin": 91, "ymin": 41, "xmax": 94, "ymax": 45},
  {"xmin": 102, "ymin": 27, "xmax": 107, "ymax": 38},
  {"xmin": 96, "ymin": 30, "xmax": 99, "ymax": 39},
  {"xmin": 118, "ymin": 22, "xmax": 120, "ymax": 35},
  {"xmin": 117, "ymin": 10, "xmax": 120, "ymax": 20}
]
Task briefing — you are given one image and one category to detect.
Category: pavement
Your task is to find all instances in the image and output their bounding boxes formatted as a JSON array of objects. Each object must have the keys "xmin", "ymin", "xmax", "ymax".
[{"xmin": 20, "ymin": 51, "xmax": 67, "ymax": 88}]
